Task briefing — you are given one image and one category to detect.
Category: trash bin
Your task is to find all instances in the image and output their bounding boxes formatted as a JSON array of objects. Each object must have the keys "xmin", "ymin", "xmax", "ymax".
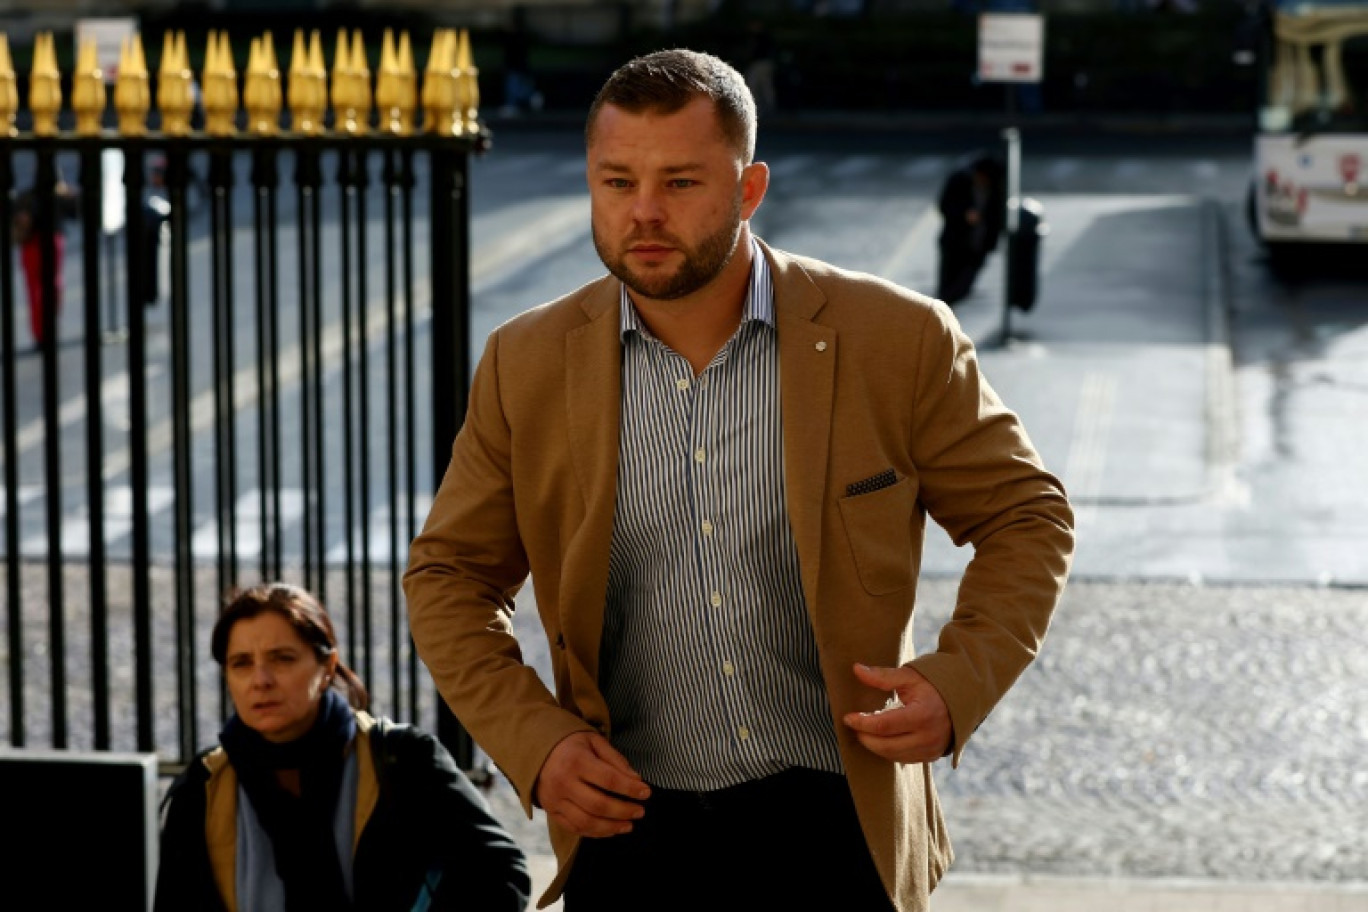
[{"xmin": 1006, "ymin": 197, "xmax": 1047, "ymax": 312}]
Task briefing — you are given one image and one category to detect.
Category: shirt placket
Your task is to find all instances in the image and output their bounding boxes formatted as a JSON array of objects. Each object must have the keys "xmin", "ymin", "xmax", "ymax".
[{"xmin": 688, "ymin": 341, "xmax": 758, "ymax": 758}]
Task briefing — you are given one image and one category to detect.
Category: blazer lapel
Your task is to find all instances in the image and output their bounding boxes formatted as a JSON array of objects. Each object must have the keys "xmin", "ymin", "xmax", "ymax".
[
  {"xmin": 764, "ymin": 242, "xmax": 836, "ymax": 614},
  {"xmin": 562, "ymin": 279, "xmax": 622, "ymax": 682}
]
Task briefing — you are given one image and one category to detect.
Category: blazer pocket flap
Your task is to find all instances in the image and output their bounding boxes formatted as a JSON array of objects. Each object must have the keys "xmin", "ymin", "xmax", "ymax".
[{"xmin": 838, "ymin": 477, "xmax": 915, "ymax": 596}]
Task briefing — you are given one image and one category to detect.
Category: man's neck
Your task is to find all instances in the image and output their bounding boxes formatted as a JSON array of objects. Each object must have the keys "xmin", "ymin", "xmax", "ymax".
[{"xmin": 630, "ymin": 229, "xmax": 755, "ymax": 376}]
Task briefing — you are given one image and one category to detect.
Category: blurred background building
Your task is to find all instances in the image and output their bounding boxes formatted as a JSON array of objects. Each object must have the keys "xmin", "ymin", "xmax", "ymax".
[{"xmin": 0, "ymin": 0, "xmax": 1260, "ymax": 126}]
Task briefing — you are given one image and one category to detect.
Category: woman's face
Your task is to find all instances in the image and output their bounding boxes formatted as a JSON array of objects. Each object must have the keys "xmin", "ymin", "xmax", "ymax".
[{"xmin": 224, "ymin": 611, "xmax": 337, "ymax": 743}]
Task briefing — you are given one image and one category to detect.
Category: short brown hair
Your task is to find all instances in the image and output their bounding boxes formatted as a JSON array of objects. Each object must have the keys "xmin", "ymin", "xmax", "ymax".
[
  {"xmin": 213, "ymin": 582, "xmax": 369, "ymax": 710},
  {"xmin": 586, "ymin": 49, "xmax": 757, "ymax": 163}
]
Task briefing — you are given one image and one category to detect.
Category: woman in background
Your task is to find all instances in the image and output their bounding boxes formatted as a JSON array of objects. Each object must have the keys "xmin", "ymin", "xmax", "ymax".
[{"xmin": 154, "ymin": 582, "xmax": 531, "ymax": 911}]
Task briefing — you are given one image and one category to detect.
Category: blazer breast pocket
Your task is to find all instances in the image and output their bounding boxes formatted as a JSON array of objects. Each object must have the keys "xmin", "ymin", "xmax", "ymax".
[{"xmin": 837, "ymin": 476, "xmax": 916, "ymax": 596}]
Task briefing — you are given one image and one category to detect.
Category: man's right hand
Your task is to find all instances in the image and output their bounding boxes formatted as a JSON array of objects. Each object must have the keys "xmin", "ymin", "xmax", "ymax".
[{"xmin": 534, "ymin": 731, "xmax": 652, "ymax": 837}]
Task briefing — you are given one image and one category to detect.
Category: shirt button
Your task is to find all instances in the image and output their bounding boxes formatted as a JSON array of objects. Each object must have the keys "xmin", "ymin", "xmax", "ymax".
[
  {"xmin": 701, "ymin": 519, "xmax": 714, "ymax": 536},
  {"xmin": 694, "ymin": 448, "xmax": 706, "ymax": 463},
  {"xmin": 675, "ymin": 378, "xmax": 690, "ymax": 391},
  {"xmin": 737, "ymin": 725, "xmax": 750, "ymax": 741},
  {"xmin": 722, "ymin": 660, "xmax": 735, "ymax": 676},
  {"xmin": 710, "ymin": 591, "xmax": 722, "ymax": 607}
]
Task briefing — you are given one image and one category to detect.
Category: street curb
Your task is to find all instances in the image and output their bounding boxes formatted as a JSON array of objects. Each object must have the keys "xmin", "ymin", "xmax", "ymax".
[{"xmin": 1202, "ymin": 196, "xmax": 1242, "ymax": 507}]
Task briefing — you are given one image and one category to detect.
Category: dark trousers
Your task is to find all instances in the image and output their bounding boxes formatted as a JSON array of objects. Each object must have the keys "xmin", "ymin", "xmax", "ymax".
[{"xmin": 564, "ymin": 767, "xmax": 894, "ymax": 912}]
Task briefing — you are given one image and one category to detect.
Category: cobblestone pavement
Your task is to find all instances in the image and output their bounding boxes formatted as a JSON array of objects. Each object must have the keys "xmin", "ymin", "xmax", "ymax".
[{"xmin": 484, "ymin": 575, "xmax": 1368, "ymax": 886}]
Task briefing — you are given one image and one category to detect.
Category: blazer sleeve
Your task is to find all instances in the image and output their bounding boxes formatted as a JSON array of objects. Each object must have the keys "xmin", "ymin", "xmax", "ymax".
[
  {"xmin": 904, "ymin": 302, "xmax": 1075, "ymax": 765},
  {"xmin": 403, "ymin": 330, "xmax": 593, "ymax": 809}
]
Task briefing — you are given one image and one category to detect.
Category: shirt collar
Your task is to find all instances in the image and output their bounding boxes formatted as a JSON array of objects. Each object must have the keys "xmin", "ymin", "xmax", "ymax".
[{"xmin": 619, "ymin": 236, "xmax": 774, "ymax": 340}]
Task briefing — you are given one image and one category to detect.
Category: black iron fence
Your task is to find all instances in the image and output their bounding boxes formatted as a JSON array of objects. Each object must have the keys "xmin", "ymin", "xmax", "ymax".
[{"xmin": 0, "ymin": 27, "xmax": 486, "ymax": 771}]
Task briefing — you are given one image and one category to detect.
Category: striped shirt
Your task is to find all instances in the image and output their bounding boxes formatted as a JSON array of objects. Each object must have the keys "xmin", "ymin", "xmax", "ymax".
[{"xmin": 602, "ymin": 238, "xmax": 844, "ymax": 791}]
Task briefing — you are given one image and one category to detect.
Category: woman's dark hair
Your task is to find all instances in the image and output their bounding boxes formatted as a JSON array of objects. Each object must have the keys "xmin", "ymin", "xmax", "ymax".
[
  {"xmin": 586, "ymin": 48, "xmax": 757, "ymax": 164},
  {"xmin": 212, "ymin": 582, "xmax": 369, "ymax": 710}
]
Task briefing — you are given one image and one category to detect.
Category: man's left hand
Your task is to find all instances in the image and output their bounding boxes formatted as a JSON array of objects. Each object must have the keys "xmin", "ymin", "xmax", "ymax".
[{"xmin": 842, "ymin": 663, "xmax": 953, "ymax": 764}]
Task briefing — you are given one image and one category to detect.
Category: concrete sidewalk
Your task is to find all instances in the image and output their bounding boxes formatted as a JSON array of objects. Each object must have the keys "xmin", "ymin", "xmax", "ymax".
[{"xmin": 929, "ymin": 873, "xmax": 1368, "ymax": 911}]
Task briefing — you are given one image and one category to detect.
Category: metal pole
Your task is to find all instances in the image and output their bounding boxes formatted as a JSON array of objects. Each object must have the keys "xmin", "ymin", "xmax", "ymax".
[
  {"xmin": 168, "ymin": 145, "xmax": 199, "ymax": 763},
  {"xmin": 0, "ymin": 144, "xmax": 24, "ymax": 747},
  {"xmin": 36, "ymin": 145, "xmax": 67, "ymax": 748},
  {"xmin": 80, "ymin": 142, "xmax": 111, "ymax": 749},
  {"xmin": 124, "ymin": 140, "xmax": 155, "ymax": 752},
  {"xmin": 429, "ymin": 147, "xmax": 475, "ymax": 772},
  {"xmin": 1001, "ymin": 115, "xmax": 1021, "ymax": 345}
]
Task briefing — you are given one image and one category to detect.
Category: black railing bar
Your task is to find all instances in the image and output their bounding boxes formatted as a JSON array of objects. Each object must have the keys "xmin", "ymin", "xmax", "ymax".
[
  {"xmin": 79, "ymin": 143, "xmax": 111, "ymax": 748},
  {"xmin": 429, "ymin": 147, "xmax": 475, "ymax": 769},
  {"xmin": 208, "ymin": 144, "xmax": 239, "ymax": 725},
  {"xmin": 36, "ymin": 148, "xmax": 68, "ymax": 748},
  {"xmin": 268, "ymin": 191, "xmax": 284, "ymax": 581},
  {"xmin": 123, "ymin": 141, "xmax": 155, "ymax": 752},
  {"xmin": 308, "ymin": 152, "xmax": 327, "ymax": 604},
  {"xmin": 265, "ymin": 152, "xmax": 284, "ymax": 581},
  {"xmin": 210, "ymin": 148, "xmax": 233, "ymax": 610},
  {"xmin": 355, "ymin": 150, "xmax": 374, "ymax": 695},
  {"xmin": 338, "ymin": 148, "xmax": 358, "ymax": 653},
  {"xmin": 295, "ymin": 150, "xmax": 318, "ymax": 593},
  {"xmin": 402, "ymin": 147, "xmax": 420, "ymax": 724},
  {"xmin": 383, "ymin": 148, "xmax": 401, "ymax": 714},
  {"xmin": 1, "ymin": 147, "xmax": 25, "ymax": 746},
  {"xmin": 168, "ymin": 146, "xmax": 199, "ymax": 764},
  {"xmin": 252, "ymin": 147, "xmax": 273, "ymax": 582}
]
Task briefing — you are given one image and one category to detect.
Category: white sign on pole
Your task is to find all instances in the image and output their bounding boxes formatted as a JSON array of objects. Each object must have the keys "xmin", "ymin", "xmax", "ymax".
[
  {"xmin": 75, "ymin": 18, "xmax": 138, "ymax": 84},
  {"xmin": 978, "ymin": 13, "xmax": 1044, "ymax": 84}
]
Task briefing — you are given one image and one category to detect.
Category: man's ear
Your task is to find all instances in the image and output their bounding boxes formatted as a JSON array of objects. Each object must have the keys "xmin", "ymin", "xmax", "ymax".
[{"xmin": 740, "ymin": 161, "xmax": 770, "ymax": 220}]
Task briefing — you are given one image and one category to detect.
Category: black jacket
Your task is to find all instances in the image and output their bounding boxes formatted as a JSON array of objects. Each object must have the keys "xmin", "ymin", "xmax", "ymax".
[
  {"xmin": 154, "ymin": 712, "xmax": 531, "ymax": 912},
  {"xmin": 937, "ymin": 159, "xmax": 1005, "ymax": 254}
]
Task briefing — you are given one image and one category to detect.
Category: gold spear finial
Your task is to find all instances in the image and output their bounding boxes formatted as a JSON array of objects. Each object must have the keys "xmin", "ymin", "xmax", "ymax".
[
  {"xmin": 351, "ymin": 29, "xmax": 371, "ymax": 135},
  {"xmin": 158, "ymin": 30, "xmax": 194, "ymax": 135},
  {"xmin": 75, "ymin": 39, "xmax": 101, "ymax": 130},
  {"xmin": 422, "ymin": 29, "xmax": 459, "ymax": 136},
  {"xmin": 0, "ymin": 35, "xmax": 17, "ymax": 137},
  {"xmin": 330, "ymin": 28, "xmax": 355, "ymax": 134},
  {"xmin": 73, "ymin": 36, "xmax": 107, "ymax": 136},
  {"xmin": 29, "ymin": 32, "xmax": 63, "ymax": 136},
  {"xmin": 375, "ymin": 28, "xmax": 416, "ymax": 135},
  {"xmin": 398, "ymin": 30, "xmax": 417, "ymax": 134},
  {"xmin": 114, "ymin": 32, "xmax": 151, "ymax": 136},
  {"xmin": 203, "ymin": 30, "xmax": 238, "ymax": 136},
  {"xmin": 331, "ymin": 28, "xmax": 371, "ymax": 135},
  {"xmin": 244, "ymin": 31, "xmax": 282, "ymax": 135},
  {"xmin": 288, "ymin": 29, "xmax": 327, "ymax": 135},
  {"xmin": 456, "ymin": 29, "xmax": 480, "ymax": 135}
]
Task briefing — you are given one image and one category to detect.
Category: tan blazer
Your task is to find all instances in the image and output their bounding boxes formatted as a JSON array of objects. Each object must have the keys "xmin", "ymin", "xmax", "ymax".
[{"xmin": 405, "ymin": 240, "xmax": 1075, "ymax": 911}]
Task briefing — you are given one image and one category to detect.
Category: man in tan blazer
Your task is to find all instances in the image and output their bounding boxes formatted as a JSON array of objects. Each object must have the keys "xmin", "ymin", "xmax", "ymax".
[{"xmin": 405, "ymin": 49, "xmax": 1074, "ymax": 912}]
